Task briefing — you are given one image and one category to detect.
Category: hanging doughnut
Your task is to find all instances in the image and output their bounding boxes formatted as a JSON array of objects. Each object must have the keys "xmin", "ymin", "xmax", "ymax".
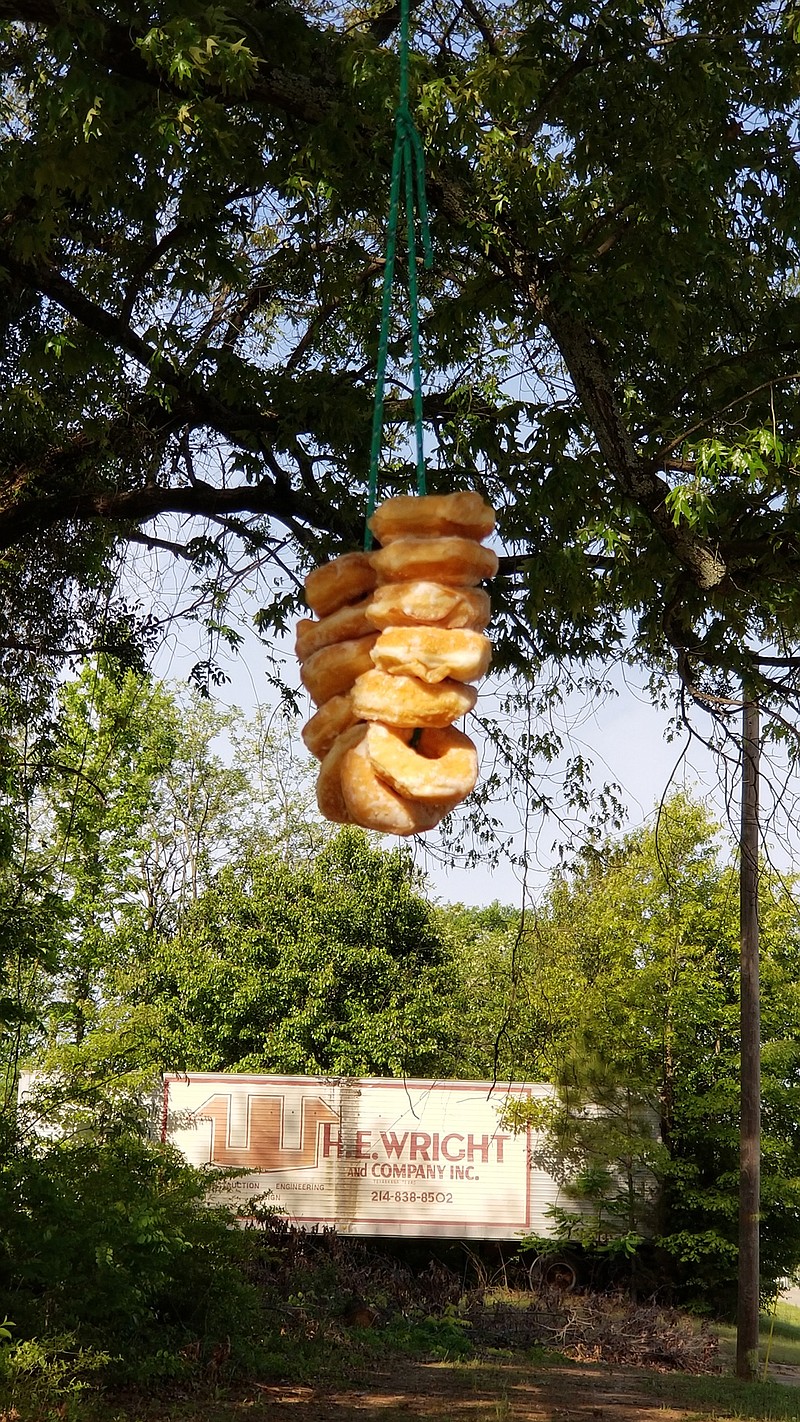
[
  {"xmin": 300, "ymin": 634, "xmax": 379, "ymax": 706},
  {"xmin": 301, "ymin": 693, "xmax": 357, "ymax": 761},
  {"xmin": 365, "ymin": 722, "xmax": 479, "ymax": 802},
  {"xmin": 370, "ymin": 535, "xmax": 498, "ymax": 586},
  {"xmin": 371, "ymin": 626, "xmax": 492, "ymax": 684},
  {"xmin": 351, "ymin": 669, "xmax": 477, "ymax": 727},
  {"xmin": 340, "ymin": 735, "xmax": 457, "ymax": 836},
  {"xmin": 295, "ymin": 596, "xmax": 375, "ymax": 662},
  {"xmin": 304, "ymin": 552, "xmax": 377, "ymax": 618},
  {"xmin": 298, "ymin": 489, "xmax": 497, "ymax": 832},
  {"xmin": 316, "ymin": 723, "xmax": 368, "ymax": 823},
  {"xmin": 368, "ymin": 491, "xmax": 495, "ymax": 545},
  {"xmin": 365, "ymin": 581, "xmax": 491, "ymax": 632}
]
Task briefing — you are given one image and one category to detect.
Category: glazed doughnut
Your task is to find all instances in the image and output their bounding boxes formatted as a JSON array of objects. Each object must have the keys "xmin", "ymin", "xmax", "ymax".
[
  {"xmin": 299, "ymin": 489, "xmax": 497, "ymax": 832},
  {"xmin": 304, "ymin": 552, "xmax": 377, "ymax": 618},
  {"xmin": 316, "ymin": 723, "xmax": 367, "ymax": 823},
  {"xmin": 370, "ymin": 536, "xmax": 498, "ymax": 586},
  {"xmin": 351, "ymin": 669, "xmax": 477, "ymax": 727},
  {"xmin": 371, "ymin": 627, "xmax": 492, "ymax": 684},
  {"xmin": 369, "ymin": 491, "xmax": 495, "ymax": 545},
  {"xmin": 365, "ymin": 581, "xmax": 491, "ymax": 632},
  {"xmin": 340, "ymin": 735, "xmax": 457, "ymax": 836},
  {"xmin": 300, "ymin": 634, "xmax": 378, "ymax": 706},
  {"xmin": 295, "ymin": 596, "xmax": 374, "ymax": 662},
  {"xmin": 301, "ymin": 693, "xmax": 357, "ymax": 760},
  {"xmin": 366, "ymin": 723, "xmax": 478, "ymax": 802}
]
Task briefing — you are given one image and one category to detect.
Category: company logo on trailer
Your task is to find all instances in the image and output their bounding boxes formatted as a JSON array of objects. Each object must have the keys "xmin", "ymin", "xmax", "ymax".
[
  {"xmin": 194, "ymin": 1091, "xmax": 511, "ymax": 1178},
  {"xmin": 194, "ymin": 1092, "xmax": 338, "ymax": 1170}
]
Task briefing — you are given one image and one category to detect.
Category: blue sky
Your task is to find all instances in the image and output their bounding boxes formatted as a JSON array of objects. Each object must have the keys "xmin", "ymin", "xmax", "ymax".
[{"xmin": 149, "ymin": 592, "xmax": 732, "ymax": 909}]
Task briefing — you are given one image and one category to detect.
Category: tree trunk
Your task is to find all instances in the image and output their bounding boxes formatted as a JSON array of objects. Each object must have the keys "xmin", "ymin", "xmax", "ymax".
[{"xmin": 736, "ymin": 695, "xmax": 760, "ymax": 1380}]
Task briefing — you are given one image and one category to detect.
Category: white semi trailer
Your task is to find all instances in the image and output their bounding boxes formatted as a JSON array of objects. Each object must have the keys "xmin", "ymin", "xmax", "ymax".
[{"xmin": 162, "ymin": 1073, "xmax": 568, "ymax": 1242}]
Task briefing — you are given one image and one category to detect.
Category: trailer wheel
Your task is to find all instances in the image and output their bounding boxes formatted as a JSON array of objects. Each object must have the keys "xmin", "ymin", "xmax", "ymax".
[{"xmin": 527, "ymin": 1256, "xmax": 577, "ymax": 1293}]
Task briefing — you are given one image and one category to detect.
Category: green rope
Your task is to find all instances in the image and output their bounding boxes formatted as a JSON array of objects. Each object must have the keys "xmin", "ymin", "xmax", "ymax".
[{"xmin": 365, "ymin": 0, "xmax": 433, "ymax": 551}]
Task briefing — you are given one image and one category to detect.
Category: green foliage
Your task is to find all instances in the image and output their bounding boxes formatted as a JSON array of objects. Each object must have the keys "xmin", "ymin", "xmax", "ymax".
[
  {"xmin": 378, "ymin": 1309, "xmax": 472, "ymax": 1362},
  {"xmin": 2, "ymin": 662, "xmax": 332, "ymax": 1102},
  {"xmin": 0, "ymin": 689, "xmax": 68, "ymax": 1118},
  {"xmin": 434, "ymin": 901, "xmax": 526, "ymax": 1080},
  {"xmin": 0, "ymin": 1334, "xmax": 113, "ymax": 1414},
  {"xmin": 0, "ymin": 1131, "xmax": 266, "ymax": 1384},
  {"xmin": 3, "ymin": 659, "xmax": 460, "ymax": 1086},
  {"xmin": 485, "ymin": 795, "xmax": 800, "ymax": 1308},
  {"xmin": 143, "ymin": 827, "xmax": 459, "ymax": 1077},
  {"xmin": 4, "ymin": 0, "xmax": 800, "ymax": 756}
]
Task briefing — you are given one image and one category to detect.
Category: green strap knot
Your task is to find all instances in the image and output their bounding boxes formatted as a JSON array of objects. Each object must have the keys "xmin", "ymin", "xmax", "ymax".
[{"xmin": 365, "ymin": 0, "xmax": 432, "ymax": 551}]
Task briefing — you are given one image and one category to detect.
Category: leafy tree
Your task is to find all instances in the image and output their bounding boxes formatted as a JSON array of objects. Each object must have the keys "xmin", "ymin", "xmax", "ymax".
[
  {"xmin": 0, "ymin": 1131, "xmax": 268, "ymax": 1383},
  {"xmin": 499, "ymin": 796, "xmax": 800, "ymax": 1308},
  {"xmin": 44, "ymin": 660, "xmax": 320, "ymax": 962},
  {"xmin": 4, "ymin": 660, "xmax": 329, "ymax": 1119},
  {"xmin": 0, "ymin": 678, "xmax": 69, "ymax": 1114},
  {"xmin": 42, "ymin": 664, "xmax": 182, "ymax": 1044},
  {"xmin": 129, "ymin": 828, "xmax": 460, "ymax": 1078},
  {"xmin": 2, "ymin": 0, "xmax": 800, "ymax": 737},
  {"xmin": 12, "ymin": 687, "xmax": 459, "ymax": 1090},
  {"xmin": 227, "ymin": 703, "xmax": 332, "ymax": 864},
  {"xmin": 434, "ymin": 898, "xmax": 573, "ymax": 1081}
]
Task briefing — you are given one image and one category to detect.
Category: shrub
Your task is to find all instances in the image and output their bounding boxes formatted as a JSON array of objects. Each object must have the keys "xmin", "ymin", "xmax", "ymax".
[{"xmin": 0, "ymin": 1133, "xmax": 267, "ymax": 1383}]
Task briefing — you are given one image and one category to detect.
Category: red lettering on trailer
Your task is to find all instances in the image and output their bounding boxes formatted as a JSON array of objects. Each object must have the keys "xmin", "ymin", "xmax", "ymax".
[
  {"xmin": 321, "ymin": 1122, "xmax": 341, "ymax": 1158},
  {"xmin": 160, "ymin": 1074, "xmax": 542, "ymax": 1241},
  {"xmin": 440, "ymin": 1133, "xmax": 465, "ymax": 1161},
  {"xmin": 380, "ymin": 1131, "xmax": 409, "ymax": 1158},
  {"xmin": 468, "ymin": 1134, "xmax": 490, "ymax": 1162}
]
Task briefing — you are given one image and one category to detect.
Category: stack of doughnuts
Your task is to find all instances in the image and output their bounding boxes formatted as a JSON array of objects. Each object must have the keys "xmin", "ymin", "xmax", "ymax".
[{"xmin": 296, "ymin": 491, "xmax": 497, "ymax": 835}]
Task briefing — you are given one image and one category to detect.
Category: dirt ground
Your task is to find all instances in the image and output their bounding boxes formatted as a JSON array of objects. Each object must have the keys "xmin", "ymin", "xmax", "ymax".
[{"xmin": 235, "ymin": 1359, "xmax": 714, "ymax": 1421}]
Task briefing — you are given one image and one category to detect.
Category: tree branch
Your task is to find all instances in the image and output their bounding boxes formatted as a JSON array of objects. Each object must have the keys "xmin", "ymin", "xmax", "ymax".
[
  {"xmin": 0, "ymin": 473, "xmax": 333, "ymax": 552},
  {"xmin": 0, "ymin": 0, "xmax": 755, "ymax": 595},
  {"xmin": 460, "ymin": 0, "xmax": 500, "ymax": 55},
  {"xmin": 365, "ymin": 0, "xmax": 427, "ymax": 44},
  {"xmin": 284, "ymin": 258, "xmax": 385, "ymax": 372},
  {"xmin": 0, "ymin": 244, "xmax": 277, "ymax": 442},
  {"xmin": 126, "ymin": 530, "xmax": 204, "ymax": 562}
]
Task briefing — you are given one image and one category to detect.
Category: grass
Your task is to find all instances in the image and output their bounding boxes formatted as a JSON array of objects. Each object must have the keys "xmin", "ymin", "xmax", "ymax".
[
  {"xmin": 641, "ymin": 1300, "xmax": 800, "ymax": 1420},
  {"xmin": 646, "ymin": 1371, "xmax": 800, "ymax": 1420},
  {"xmin": 6, "ymin": 1298, "xmax": 800, "ymax": 1422},
  {"xmin": 715, "ymin": 1300, "xmax": 800, "ymax": 1372},
  {"xmin": 5, "ymin": 1356, "xmax": 800, "ymax": 1422},
  {"xmin": 762, "ymin": 1302, "xmax": 800, "ymax": 1368}
]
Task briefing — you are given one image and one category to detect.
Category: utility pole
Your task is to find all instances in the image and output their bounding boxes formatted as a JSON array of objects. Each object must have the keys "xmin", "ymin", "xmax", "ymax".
[{"xmin": 736, "ymin": 693, "xmax": 760, "ymax": 1381}]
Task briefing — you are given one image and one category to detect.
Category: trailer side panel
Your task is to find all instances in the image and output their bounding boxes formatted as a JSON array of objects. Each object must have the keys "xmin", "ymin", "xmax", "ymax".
[{"xmin": 163, "ymin": 1073, "xmax": 565, "ymax": 1240}]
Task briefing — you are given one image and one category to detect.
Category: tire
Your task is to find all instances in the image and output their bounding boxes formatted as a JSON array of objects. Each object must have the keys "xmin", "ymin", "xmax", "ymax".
[{"xmin": 528, "ymin": 1256, "xmax": 577, "ymax": 1292}]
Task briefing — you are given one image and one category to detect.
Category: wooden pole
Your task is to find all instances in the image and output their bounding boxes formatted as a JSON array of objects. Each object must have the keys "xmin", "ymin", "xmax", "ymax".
[{"xmin": 736, "ymin": 694, "xmax": 760, "ymax": 1380}]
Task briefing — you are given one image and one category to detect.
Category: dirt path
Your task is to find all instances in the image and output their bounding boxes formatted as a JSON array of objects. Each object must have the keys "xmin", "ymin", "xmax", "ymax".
[{"xmin": 239, "ymin": 1359, "xmax": 702, "ymax": 1420}]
